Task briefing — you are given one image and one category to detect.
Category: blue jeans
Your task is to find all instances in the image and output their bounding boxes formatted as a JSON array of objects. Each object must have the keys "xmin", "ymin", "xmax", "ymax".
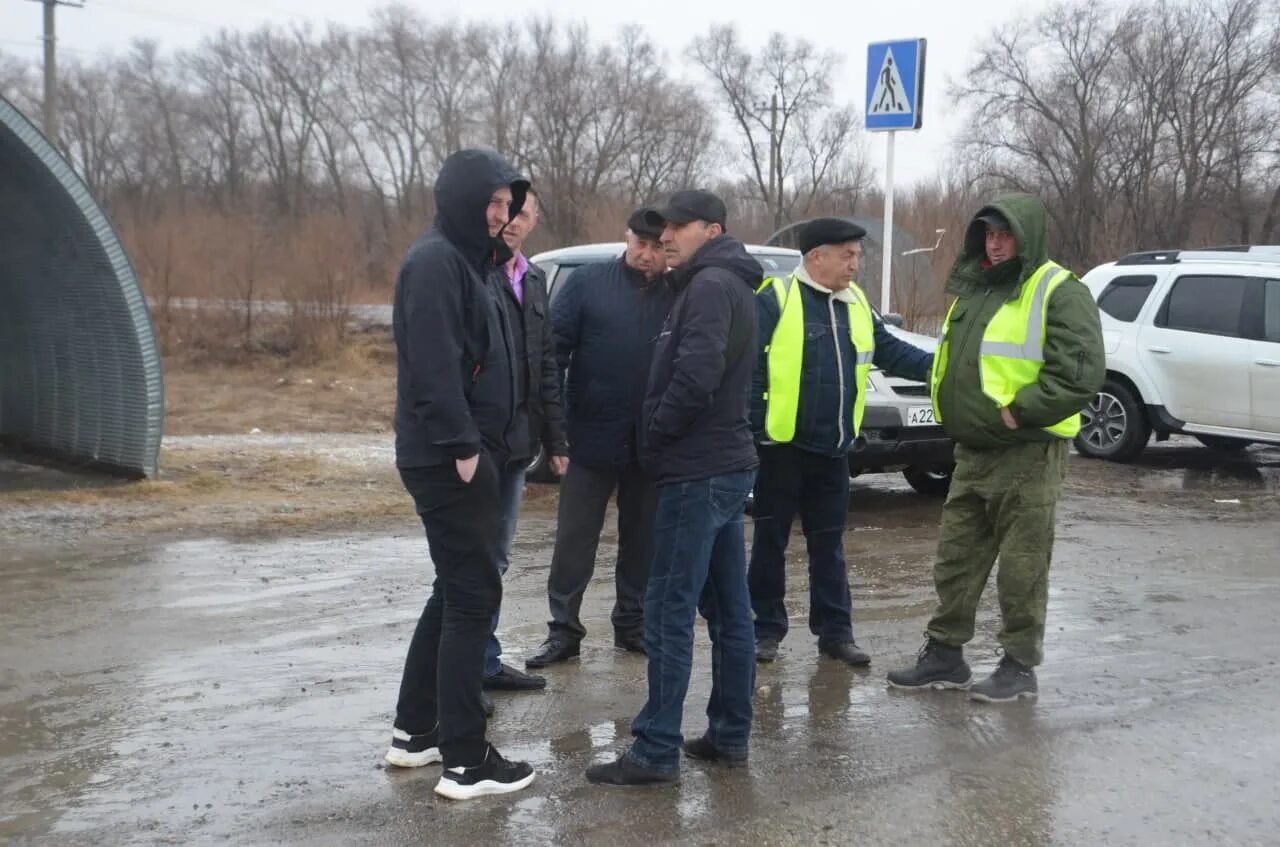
[
  {"xmin": 627, "ymin": 469, "xmax": 756, "ymax": 774},
  {"xmin": 485, "ymin": 461, "xmax": 526, "ymax": 678}
]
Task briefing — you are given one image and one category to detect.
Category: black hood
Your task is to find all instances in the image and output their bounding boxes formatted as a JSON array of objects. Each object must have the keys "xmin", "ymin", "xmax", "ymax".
[
  {"xmin": 672, "ymin": 234, "xmax": 764, "ymax": 291},
  {"xmin": 433, "ymin": 148, "xmax": 529, "ymax": 266}
]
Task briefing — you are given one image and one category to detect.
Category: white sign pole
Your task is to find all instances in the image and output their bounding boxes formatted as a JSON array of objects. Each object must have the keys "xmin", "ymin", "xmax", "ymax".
[{"xmin": 881, "ymin": 130, "xmax": 896, "ymax": 314}]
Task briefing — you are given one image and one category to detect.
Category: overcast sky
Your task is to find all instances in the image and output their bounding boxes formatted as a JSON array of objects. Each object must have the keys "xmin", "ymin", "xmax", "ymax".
[{"xmin": 0, "ymin": 0, "xmax": 1055, "ymax": 186}]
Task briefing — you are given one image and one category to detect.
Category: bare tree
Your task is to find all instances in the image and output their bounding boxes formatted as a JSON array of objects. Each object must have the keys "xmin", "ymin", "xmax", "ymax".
[
  {"xmin": 1126, "ymin": 0, "xmax": 1276, "ymax": 245},
  {"xmin": 0, "ymin": 54, "xmax": 36, "ymax": 116},
  {"xmin": 182, "ymin": 32, "xmax": 255, "ymax": 207},
  {"xmin": 952, "ymin": 0, "xmax": 1139, "ymax": 268},
  {"xmin": 56, "ymin": 59, "xmax": 127, "ymax": 200},
  {"xmin": 690, "ymin": 26, "xmax": 868, "ymax": 231},
  {"xmin": 341, "ymin": 5, "xmax": 435, "ymax": 221}
]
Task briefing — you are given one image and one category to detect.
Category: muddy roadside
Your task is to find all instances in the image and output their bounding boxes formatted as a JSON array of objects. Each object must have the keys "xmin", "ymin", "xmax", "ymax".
[{"xmin": 2, "ymin": 441, "xmax": 1279, "ymax": 845}]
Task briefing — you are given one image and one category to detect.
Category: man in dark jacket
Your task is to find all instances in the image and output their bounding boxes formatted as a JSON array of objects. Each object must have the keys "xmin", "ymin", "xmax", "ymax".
[
  {"xmin": 587, "ymin": 190, "xmax": 760, "ymax": 786},
  {"xmin": 886, "ymin": 193, "xmax": 1104, "ymax": 703},
  {"xmin": 526, "ymin": 208, "xmax": 673, "ymax": 668},
  {"xmin": 749, "ymin": 218, "xmax": 933, "ymax": 667},
  {"xmin": 481, "ymin": 187, "xmax": 568, "ymax": 692},
  {"xmin": 384, "ymin": 148, "xmax": 535, "ymax": 800}
]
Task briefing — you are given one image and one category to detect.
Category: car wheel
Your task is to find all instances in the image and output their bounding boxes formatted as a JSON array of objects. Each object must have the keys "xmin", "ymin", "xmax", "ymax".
[
  {"xmin": 1074, "ymin": 380, "xmax": 1150, "ymax": 462},
  {"xmin": 903, "ymin": 465, "xmax": 953, "ymax": 497},
  {"xmin": 1195, "ymin": 435, "xmax": 1252, "ymax": 451},
  {"xmin": 524, "ymin": 444, "xmax": 557, "ymax": 483}
]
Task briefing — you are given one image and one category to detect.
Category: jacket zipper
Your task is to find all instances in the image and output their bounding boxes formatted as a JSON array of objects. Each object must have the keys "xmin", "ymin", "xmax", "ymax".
[{"xmin": 829, "ymin": 295, "xmax": 846, "ymax": 449}]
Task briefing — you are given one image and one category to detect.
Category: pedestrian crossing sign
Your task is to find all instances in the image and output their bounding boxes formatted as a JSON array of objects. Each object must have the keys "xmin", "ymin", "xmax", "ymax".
[{"xmin": 865, "ymin": 39, "xmax": 926, "ymax": 131}]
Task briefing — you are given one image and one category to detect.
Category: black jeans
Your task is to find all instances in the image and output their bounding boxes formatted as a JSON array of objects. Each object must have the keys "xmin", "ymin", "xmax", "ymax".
[
  {"xmin": 546, "ymin": 460, "xmax": 656, "ymax": 642},
  {"xmin": 395, "ymin": 453, "xmax": 503, "ymax": 766},
  {"xmin": 747, "ymin": 444, "xmax": 854, "ymax": 646}
]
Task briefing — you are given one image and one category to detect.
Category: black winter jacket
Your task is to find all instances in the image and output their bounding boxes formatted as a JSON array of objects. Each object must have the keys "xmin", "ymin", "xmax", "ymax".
[
  {"xmin": 393, "ymin": 149, "xmax": 528, "ymax": 468},
  {"xmin": 552, "ymin": 256, "xmax": 674, "ymax": 468},
  {"xmin": 640, "ymin": 235, "xmax": 762, "ymax": 484}
]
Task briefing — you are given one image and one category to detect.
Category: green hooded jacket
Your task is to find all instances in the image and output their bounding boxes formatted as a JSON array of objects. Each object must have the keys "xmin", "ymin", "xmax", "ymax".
[{"xmin": 935, "ymin": 193, "xmax": 1105, "ymax": 450}]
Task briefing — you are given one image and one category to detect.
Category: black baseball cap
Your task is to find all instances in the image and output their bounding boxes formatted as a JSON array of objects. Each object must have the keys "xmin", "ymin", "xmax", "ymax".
[
  {"xmin": 645, "ymin": 189, "xmax": 728, "ymax": 229},
  {"xmin": 627, "ymin": 206, "xmax": 664, "ymax": 240}
]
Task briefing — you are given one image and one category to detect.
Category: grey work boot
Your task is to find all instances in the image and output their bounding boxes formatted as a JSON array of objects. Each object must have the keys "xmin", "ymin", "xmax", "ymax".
[
  {"xmin": 969, "ymin": 654, "xmax": 1038, "ymax": 703},
  {"xmin": 886, "ymin": 638, "xmax": 973, "ymax": 690}
]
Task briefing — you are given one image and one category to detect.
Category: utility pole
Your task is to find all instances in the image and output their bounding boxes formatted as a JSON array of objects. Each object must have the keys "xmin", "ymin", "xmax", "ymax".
[
  {"xmin": 25, "ymin": 0, "xmax": 84, "ymax": 142},
  {"xmin": 768, "ymin": 90, "xmax": 780, "ymax": 231}
]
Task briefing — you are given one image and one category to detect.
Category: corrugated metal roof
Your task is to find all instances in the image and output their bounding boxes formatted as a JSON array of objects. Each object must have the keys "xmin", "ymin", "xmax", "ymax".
[{"xmin": 0, "ymin": 96, "xmax": 163, "ymax": 478}]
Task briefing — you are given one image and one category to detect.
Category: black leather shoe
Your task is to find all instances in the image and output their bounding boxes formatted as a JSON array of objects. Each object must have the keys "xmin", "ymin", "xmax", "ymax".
[
  {"xmin": 820, "ymin": 640, "xmax": 872, "ymax": 666},
  {"xmin": 614, "ymin": 633, "xmax": 646, "ymax": 655},
  {"xmin": 755, "ymin": 638, "xmax": 780, "ymax": 663},
  {"xmin": 483, "ymin": 663, "xmax": 547, "ymax": 691},
  {"xmin": 682, "ymin": 735, "xmax": 747, "ymax": 767},
  {"xmin": 525, "ymin": 638, "xmax": 580, "ymax": 669},
  {"xmin": 585, "ymin": 754, "xmax": 678, "ymax": 786}
]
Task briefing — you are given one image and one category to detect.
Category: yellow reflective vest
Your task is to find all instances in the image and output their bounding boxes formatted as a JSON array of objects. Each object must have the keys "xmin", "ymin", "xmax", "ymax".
[
  {"xmin": 759, "ymin": 275, "xmax": 876, "ymax": 444},
  {"xmin": 929, "ymin": 260, "xmax": 1081, "ymax": 438}
]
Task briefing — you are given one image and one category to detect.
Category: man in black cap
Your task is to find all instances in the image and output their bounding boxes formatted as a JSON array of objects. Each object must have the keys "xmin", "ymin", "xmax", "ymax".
[
  {"xmin": 587, "ymin": 189, "xmax": 761, "ymax": 786},
  {"xmin": 526, "ymin": 207, "xmax": 674, "ymax": 668},
  {"xmin": 749, "ymin": 217, "xmax": 933, "ymax": 667}
]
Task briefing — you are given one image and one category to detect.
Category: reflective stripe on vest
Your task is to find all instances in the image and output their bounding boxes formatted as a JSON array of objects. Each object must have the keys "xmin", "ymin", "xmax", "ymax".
[
  {"xmin": 759, "ymin": 275, "xmax": 876, "ymax": 444},
  {"xmin": 929, "ymin": 260, "xmax": 1082, "ymax": 439}
]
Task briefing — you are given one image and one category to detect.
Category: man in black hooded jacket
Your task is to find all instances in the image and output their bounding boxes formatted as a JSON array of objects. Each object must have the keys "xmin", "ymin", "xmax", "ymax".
[{"xmin": 383, "ymin": 148, "xmax": 535, "ymax": 801}]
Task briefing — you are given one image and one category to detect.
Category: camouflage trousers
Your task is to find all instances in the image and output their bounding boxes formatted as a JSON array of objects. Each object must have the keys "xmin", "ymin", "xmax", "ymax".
[{"xmin": 925, "ymin": 439, "xmax": 1068, "ymax": 666}]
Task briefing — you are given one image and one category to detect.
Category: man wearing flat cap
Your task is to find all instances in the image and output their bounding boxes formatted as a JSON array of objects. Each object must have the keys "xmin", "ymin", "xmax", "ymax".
[
  {"xmin": 526, "ymin": 207, "xmax": 674, "ymax": 669},
  {"xmin": 887, "ymin": 194, "xmax": 1103, "ymax": 703},
  {"xmin": 588, "ymin": 189, "xmax": 761, "ymax": 786},
  {"xmin": 749, "ymin": 217, "xmax": 934, "ymax": 667}
]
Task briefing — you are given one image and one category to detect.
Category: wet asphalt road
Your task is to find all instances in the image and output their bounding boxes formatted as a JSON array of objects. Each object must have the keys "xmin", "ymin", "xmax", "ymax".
[{"xmin": 2, "ymin": 440, "xmax": 1279, "ymax": 846}]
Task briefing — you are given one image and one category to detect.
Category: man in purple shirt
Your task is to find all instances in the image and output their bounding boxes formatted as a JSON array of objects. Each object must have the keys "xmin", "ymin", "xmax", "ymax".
[{"xmin": 482, "ymin": 187, "xmax": 569, "ymax": 695}]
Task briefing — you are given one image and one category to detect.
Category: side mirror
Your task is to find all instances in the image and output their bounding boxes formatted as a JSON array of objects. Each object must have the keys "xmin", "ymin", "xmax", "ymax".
[{"xmin": 883, "ymin": 312, "xmax": 905, "ymax": 328}]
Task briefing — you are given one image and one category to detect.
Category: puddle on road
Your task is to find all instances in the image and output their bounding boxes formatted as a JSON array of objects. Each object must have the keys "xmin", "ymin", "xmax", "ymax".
[{"xmin": 3, "ymin": 443, "xmax": 1279, "ymax": 844}]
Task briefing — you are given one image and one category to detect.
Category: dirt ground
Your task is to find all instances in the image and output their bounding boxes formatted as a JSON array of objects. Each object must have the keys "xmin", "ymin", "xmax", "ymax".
[
  {"xmin": 162, "ymin": 329, "xmax": 398, "ymax": 438},
  {"xmin": 3, "ymin": 351, "xmax": 1280, "ymax": 845}
]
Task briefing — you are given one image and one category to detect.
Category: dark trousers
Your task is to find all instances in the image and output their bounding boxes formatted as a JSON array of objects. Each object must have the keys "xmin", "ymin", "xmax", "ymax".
[
  {"xmin": 546, "ymin": 460, "xmax": 656, "ymax": 642},
  {"xmin": 747, "ymin": 444, "xmax": 854, "ymax": 647},
  {"xmin": 394, "ymin": 454, "xmax": 503, "ymax": 767}
]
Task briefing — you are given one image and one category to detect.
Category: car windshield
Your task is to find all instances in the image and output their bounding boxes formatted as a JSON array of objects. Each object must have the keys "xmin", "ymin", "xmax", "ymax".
[{"xmin": 755, "ymin": 252, "xmax": 801, "ymax": 276}]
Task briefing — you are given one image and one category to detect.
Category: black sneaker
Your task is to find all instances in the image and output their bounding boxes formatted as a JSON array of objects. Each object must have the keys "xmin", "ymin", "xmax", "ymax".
[
  {"xmin": 525, "ymin": 637, "xmax": 580, "ymax": 669},
  {"xmin": 385, "ymin": 725, "xmax": 441, "ymax": 768},
  {"xmin": 434, "ymin": 745, "xmax": 535, "ymax": 800},
  {"xmin": 886, "ymin": 638, "xmax": 973, "ymax": 690},
  {"xmin": 483, "ymin": 663, "xmax": 547, "ymax": 691},
  {"xmin": 585, "ymin": 753, "xmax": 679, "ymax": 787},
  {"xmin": 755, "ymin": 638, "xmax": 780, "ymax": 663},
  {"xmin": 682, "ymin": 735, "xmax": 748, "ymax": 768},
  {"xmin": 970, "ymin": 654, "xmax": 1038, "ymax": 703}
]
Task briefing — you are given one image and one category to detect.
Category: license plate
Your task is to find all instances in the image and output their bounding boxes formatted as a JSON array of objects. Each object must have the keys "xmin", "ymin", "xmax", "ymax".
[{"xmin": 906, "ymin": 406, "xmax": 937, "ymax": 426}]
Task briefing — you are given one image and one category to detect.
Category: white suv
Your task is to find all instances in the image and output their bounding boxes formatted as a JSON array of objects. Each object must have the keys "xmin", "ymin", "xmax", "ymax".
[{"xmin": 1076, "ymin": 246, "xmax": 1280, "ymax": 461}]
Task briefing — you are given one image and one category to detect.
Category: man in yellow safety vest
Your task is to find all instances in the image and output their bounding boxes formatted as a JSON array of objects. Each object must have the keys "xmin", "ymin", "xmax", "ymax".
[
  {"xmin": 749, "ymin": 218, "xmax": 933, "ymax": 666},
  {"xmin": 886, "ymin": 194, "xmax": 1105, "ymax": 702}
]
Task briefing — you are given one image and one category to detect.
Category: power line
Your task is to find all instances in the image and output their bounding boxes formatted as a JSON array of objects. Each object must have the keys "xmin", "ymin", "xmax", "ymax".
[{"xmin": 84, "ymin": 0, "xmax": 226, "ymax": 31}]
